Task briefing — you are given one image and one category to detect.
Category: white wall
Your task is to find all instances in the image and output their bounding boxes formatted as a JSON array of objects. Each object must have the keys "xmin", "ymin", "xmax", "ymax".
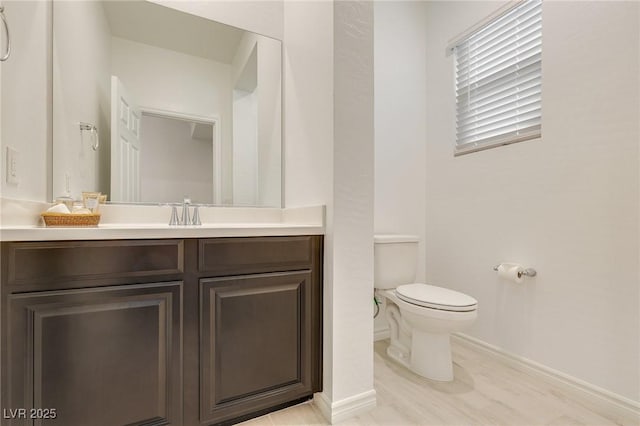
[
  {"xmin": 331, "ymin": 1, "xmax": 375, "ymax": 406},
  {"xmin": 111, "ymin": 36, "xmax": 233, "ymax": 203},
  {"xmin": 52, "ymin": 0, "xmax": 111, "ymax": 200},
  {"xmin": 139, "ymin": 114, "xmax": 213, "ymax": 204},
  {"xmin": 0, "ymin": 0, "xmax": 50, "ymax": 202},
  {"xmin": 373, "ymin": 1, "xmax": 428, "ymax": 336},
  {"xmin": 424, "ymin": 1, "xmax": 639, "ymax": 402}
]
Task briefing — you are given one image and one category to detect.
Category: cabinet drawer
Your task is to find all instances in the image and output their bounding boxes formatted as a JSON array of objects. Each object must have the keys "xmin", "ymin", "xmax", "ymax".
[
  {"xmin": 5, "ymin": 240, "xmax": 184, "ymax": 287},
  {"xmin": 198, "ymin": 236, "xmax": 313, "ymax": 276}
]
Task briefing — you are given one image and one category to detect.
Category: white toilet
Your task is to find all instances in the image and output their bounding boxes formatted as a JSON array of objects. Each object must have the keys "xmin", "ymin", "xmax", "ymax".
[{"xmin": 374, "ymin": 234, "xmax": 478, "ymax": 382}]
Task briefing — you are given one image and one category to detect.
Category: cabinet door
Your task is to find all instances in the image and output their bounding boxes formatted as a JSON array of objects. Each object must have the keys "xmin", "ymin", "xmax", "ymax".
[
  {"xmin": 200, "ymin": 272, "xmax": 313, "ymax": 425},
  {"xmin": 3, "ymin": 282, "xmax": 183, "ymax": 426}
]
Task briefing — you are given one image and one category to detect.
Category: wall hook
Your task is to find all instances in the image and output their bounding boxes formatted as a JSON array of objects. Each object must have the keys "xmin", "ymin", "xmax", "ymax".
[{"xmin": 79, "ymin": 122, "xmax": 99, "ymax": 151}]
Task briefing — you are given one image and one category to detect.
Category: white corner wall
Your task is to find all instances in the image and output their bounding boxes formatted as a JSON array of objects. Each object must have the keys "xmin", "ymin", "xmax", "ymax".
[
  {"xmin": 331, "ymin": 0, "xmax": 375, "ymax": 406},
  {"xmin": 284, "ymin": 1, "xmax": 376, "ymax": 421},
  {"xmin": 0, "ymin": 0, "xmax": 50, "ymax": 202},
  {"xmin": 424, "ymin": 0, "xmax": 639, "ymax": 402}
]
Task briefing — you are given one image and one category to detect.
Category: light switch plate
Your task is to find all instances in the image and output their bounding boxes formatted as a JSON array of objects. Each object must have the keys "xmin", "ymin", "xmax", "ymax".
[{"xmin": 6, "ymin": 146, "xmax": 19, "ymax": 185}]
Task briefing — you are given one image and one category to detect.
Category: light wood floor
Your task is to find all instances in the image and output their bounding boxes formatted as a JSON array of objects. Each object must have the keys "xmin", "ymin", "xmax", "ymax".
[{"xmin": 240, "ymin": 339, "xmax": 634, "ymax": 426}]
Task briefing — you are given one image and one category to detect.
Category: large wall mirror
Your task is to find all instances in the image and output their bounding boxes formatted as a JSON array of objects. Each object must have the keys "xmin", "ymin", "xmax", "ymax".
[{"xmin": 52, "ymin": 0, "xmax": 282, "ymax": 206}]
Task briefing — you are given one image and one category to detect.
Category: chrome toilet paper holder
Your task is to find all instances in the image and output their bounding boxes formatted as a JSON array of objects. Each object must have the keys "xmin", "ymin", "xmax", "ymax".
[{"xmin": 492, "ymin": 264, "xmax": 537, "ymax": 278}]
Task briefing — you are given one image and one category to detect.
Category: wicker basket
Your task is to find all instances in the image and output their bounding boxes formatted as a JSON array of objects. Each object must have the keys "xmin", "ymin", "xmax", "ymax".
[{"xmin": 41, "ymin": 212, "xmax": 101, "ymax": 227}]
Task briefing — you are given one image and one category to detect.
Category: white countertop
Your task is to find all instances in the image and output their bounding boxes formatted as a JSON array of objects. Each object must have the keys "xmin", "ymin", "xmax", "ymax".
[
  {"xmin": 0, "ymin": 222, "xmax": 324, "ymax": 241},
  {"xmin": 0, "ymin": 199, "xmax": 325, "ymax": 241}
]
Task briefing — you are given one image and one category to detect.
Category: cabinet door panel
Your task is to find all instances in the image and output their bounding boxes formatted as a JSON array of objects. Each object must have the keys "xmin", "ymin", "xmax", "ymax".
[
  {"xmin": 4, "ymin": 282, "xmax": 182, "ymax": 426},
  {"xmin": 200, "ymin": 272, "xmax": 312, "ymax": 424}
]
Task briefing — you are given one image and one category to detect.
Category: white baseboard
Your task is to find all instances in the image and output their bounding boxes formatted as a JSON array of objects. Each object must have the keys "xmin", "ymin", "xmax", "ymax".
[
  {"xmin": 313, "ymin": 389, "xmax": 377, "ymax": 424},
  {"xmin": 453, "ymin": 333, "xmax": 640, "ymax": 424}
]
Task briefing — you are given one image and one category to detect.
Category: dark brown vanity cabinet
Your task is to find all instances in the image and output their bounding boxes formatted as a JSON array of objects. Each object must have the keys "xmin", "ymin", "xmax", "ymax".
[
  {"xmin": 1, "ymin": 240, "xmax": 185, "ymax": 426},
  {"xmin": 191, "ymin": 237, "xmax": 323, "ymax": 425},
  {"xmin": 1, "ymin": 236, "xmax": 323, "ymax": 426}
]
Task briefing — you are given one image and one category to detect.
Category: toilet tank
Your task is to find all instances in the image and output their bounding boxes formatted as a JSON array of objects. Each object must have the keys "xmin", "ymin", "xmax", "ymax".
[{"xmin": 374, "ymin": 234, "xmax": 419, "ymax": 289}]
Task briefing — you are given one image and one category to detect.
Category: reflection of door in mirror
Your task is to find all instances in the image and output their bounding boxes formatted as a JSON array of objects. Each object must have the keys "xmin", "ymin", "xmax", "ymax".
[{"xmin": 111, "ymin": 76, "xmax": 141, "ymax": 202}]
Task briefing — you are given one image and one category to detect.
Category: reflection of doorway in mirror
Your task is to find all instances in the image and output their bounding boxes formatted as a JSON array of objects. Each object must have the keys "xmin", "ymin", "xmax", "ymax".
[{"xmin": 138, "ymin": 109, "xmax": 221, "ymax": 205}]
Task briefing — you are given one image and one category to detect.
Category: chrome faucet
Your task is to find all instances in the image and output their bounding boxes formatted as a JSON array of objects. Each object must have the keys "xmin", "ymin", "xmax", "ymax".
[
  {"xmin": 168, "ymin": 198, "xmax": 201, "ymax": 226},
  {"xmin": 191, "ymin": 205, "xmax": 201, "ymax": 226},
  {"xmin": 180, "ymin": 197, "xmax": 191, "ymax": 226},
  {"xmin": 168, "ymin": 204, "xmax": 180, "ymax": 226}
]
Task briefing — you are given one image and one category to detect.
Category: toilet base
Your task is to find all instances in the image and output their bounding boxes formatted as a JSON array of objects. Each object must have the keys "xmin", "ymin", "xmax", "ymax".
[
  {"xmin": 410, "ymin": 330, "xmax": 453, "ymax": 381},
  {"xmin": 386, "ymin": 331, "xmax": 454, "ymax": 382}
]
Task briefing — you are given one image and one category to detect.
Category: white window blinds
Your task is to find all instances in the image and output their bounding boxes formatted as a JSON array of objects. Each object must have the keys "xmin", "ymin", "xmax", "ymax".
[{"xmin": 454, "ymin": 0, "xmax": 542, "ymax": 154}]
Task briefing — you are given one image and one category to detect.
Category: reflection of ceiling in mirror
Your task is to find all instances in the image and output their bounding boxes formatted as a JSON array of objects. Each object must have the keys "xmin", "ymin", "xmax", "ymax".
[{"xmin": 102, "ymin": 1, "xmax": 245, "ymax": 64}]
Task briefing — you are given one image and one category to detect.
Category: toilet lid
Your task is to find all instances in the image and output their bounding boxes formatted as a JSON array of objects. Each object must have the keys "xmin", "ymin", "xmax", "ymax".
[{"xmin": 395, "ymin": 283, "xmax": 477, "ymax": 312}]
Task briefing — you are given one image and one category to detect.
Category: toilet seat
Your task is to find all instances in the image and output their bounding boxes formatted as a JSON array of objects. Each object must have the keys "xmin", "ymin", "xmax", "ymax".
[{"xmin": 395, "ymin": 283, "xmax": 477, "ymax": 312}]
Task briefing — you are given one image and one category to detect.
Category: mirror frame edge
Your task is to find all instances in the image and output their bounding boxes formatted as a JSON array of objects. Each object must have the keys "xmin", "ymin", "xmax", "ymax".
[{"xmin": 47, "ymin": 0, "xmax": 53, "ymax": 203}]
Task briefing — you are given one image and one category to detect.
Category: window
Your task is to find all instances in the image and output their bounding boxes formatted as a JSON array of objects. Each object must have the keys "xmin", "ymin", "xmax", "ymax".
[{"xmin": 451, "ymin": 0, "xmax": 542, "ymax": 155}]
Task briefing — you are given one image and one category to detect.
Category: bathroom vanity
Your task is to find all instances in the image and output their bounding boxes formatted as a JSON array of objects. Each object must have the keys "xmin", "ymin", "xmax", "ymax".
[
  {"xmin": 0, "ymin": 234, "xmax": 323, "ymax": 426},
  {"xmin": 2, "ymin": 0, "xmax": 320, "ymax": 421}
]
